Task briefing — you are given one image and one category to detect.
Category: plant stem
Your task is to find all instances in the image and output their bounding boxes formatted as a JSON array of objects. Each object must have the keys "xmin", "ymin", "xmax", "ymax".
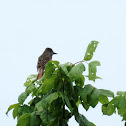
[{"xmin": 73, "ymin": 60, "xmax": 88, "ymax": 65}]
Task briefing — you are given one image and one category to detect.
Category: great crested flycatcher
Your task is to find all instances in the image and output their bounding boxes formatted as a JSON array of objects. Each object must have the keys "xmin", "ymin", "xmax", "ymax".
[{"xmin": 37, "ymin": 48, "xmax": 57, "ymax": 80}]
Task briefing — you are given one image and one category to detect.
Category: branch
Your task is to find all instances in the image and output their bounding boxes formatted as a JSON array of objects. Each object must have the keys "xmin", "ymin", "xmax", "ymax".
[{"xmin": 73, "ymin": 60, "xmax": 88, "ymax": 66}]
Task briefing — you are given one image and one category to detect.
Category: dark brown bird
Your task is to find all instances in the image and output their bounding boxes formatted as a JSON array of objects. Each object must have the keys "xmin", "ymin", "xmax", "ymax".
[{"xmin": 37, "ymin": 48, "xmax": 57, "ymax": 80}]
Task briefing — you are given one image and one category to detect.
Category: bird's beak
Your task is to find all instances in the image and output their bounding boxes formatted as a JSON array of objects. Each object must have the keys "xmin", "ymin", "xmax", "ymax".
[{"xmin": 53, "ymin": 52, "xmax": 57, "ymax": 54}]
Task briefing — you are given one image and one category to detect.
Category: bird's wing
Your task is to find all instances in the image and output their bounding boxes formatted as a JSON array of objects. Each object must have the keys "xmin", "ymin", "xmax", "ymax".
[{"xmin": 37, "ymin": 54, "xmax": 52, "ymax": 72}]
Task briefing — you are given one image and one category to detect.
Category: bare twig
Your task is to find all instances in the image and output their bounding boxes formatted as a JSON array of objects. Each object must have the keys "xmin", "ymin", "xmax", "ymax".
[{"xmin": 73, "ymin": 60, "xmax": 88, "ymax": 66}]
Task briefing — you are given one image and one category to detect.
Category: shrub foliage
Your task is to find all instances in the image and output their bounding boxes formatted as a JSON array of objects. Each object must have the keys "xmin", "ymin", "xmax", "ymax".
[{"xmin": 6, "ymin": 41, "xmax": 126, "ymax": 126}]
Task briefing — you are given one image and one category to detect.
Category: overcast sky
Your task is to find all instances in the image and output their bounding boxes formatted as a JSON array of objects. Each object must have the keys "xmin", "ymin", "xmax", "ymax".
[{"xmin": 0, "ymin": 0, "xmax": 126, "ymax": 126}]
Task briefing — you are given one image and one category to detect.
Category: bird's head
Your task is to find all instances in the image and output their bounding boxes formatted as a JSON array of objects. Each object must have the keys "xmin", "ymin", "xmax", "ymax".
[{"xmin": 45, "ymin": 48, "xmax": 57, "ymax": 56}]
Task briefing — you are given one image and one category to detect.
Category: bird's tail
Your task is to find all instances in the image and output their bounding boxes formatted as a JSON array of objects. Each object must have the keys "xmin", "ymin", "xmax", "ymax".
[{"xmin": 37, "ymin": 68, "xmax": 44, "ymax": 80}]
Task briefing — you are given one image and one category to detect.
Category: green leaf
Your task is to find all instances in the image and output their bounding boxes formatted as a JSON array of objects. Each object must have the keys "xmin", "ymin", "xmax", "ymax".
[
  {"xmin": 69, "ymin": 63, "xmax": 85, "ymax": 81},
  {"xmin": 60, "ymin": 119, "xmax": 68, "ymax": 126},
  {"xmin": 118, "ymin": 108, "xmax": 126, "ymax": 117},
  {"xmin": 47, "ymin": 118, "xmax": 59, "ymax": 126},
  {"xmin": 28, "ymin": 97, "xmax": 41, "ymax": 106},
  {"xmin": 59, "ymin": 64, "xmax": 69, "ymax": 77},
  {"xmin": 90, "ymin": 122, "xmax": 96, "ymax": 126},
  {"xmin": 75, "ymin": 75, "xmax": 85, "ymax": 87},
  {"xmin": 17, "ymin": 105, "xmax": 34, "ymax": 117},
  {"xmin": 41, "ymin": 74, "xmax": 59, "ymax": 95},
  {"xmin": 88, "ymin": 88, "xmax": 113, "ymax": 106},
  {"xmin": 117, "ymin": 91, "xmax": 126, "ymax": 97},
  {"xmin": 110, "ymin": 95, "xmax": 126, "ymax": 109},
  {"xmin": 51, "ymin": 60, "xmax": 60, "ymax": 66},
  {"xmin": 78, "ymin": 84, "xmax": 94, "ymax": 99},
  {"xmin": 35, "ymin": 100, "xmax": 44, "ymax": 111},
  {"xmin": 102, "ymin": 104, "xmax": 115, "ymax": 116},
  {"xmin": 77, "ymin": 84, "xmax": 94, "ymax": 110},
  {"xmin": 45, "ymin": 92, "xmax": 59, "ymax": 106},
  {"xmin": 13, "ymin": 106, "xmax": 19, "ymax": 119},
  {"xmin": 45, "ymin": 61, "xmax": 56, "ymax": 78},
  {"xmin": 98, "ymin": 95, "xmax": 109, "ymax": 104},
  {"xmin": 17, "ymin": 113, "xmax": 30, "ymax": 126},
  {"xmin": 84, "ymin": 41, "xmax": 99, "ymax": 61},
  {"xmin": 99, "ymin": 89, "xmax": 114, "ymax": 98},
  {"xmin": 88, "ymin": 61, "xmax": 101, "ymax": 82},
  {"xmin": 26, "ymin": 83, "xmax": 36, "ymax": 94},
  {"xmin": 59, "ymin": 92, "xmax": 73, "ymax": 113},
  {"xmin": 40, "ymin": 110, "xmax": 53, "ymax": 126},
  {"xmin": 64, "ymin": 80, "xmax": 74, "ymax": 98},
  {"xmin": 88, "ymin": 88, "xmax": 101, "ymax": 107},
  {"xmin": 30, "ymin": 112, "xmax": 41, "ymax": 126},
  {"xmin": 76, "ymin": 98, "xmax": 81, "ymax": 108},
  {"xmin": 35, "ymin": 92, "xmax": 59, "ymax": 111},
  {"xmin": 6, "ymin": 103, "xmax": 19, "ymax": 115},
  {"xmin": 49, "ymin": 98, "xmax": 63, "ymax": 118},
  {"xmin": 63, "ymin": 62, "xmax": 73, "ymax": 72},
  {"xmin": 122, "ymin": 113, "xmax": 126, "ymax": 121},
  {"xmin": 122, "ymin": 113, "xmax": 126, "ymax": 120},
  {"xmin": 76, "ymin": 114, "xmax": 92, "ymax": 126},
  {"xmin": 24, "ymin": 74, "xmax": 37, "ymax": 87},
  {"xmin": 18, "ymin": 92, "xmax": 29, "ymax": 104}
]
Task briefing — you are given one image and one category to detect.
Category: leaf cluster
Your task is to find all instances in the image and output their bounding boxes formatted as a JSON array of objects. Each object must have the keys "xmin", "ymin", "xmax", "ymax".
[{"xmin": 6, "ymin": 41, "xmax": 126, "ymax": 126}]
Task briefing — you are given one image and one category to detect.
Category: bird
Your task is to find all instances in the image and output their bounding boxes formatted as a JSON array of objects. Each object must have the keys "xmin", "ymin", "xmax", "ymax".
[{"xmin": 37, "ymin": 48, "xmax": 57, "ymax": 80}]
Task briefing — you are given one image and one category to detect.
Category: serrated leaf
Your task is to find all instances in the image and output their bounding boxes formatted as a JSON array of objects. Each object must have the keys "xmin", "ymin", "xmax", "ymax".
[
  {"xmin": 75, "ymin": 75, "xmax": 85, "ymax": 87},
  {"xmin": 69, "ymin": 63, "xmax": 85, "ymax": 81},
  {"xmin": 6, "ymin": 103, "xmax": 19, "ymax": 115},
  {"xmin": 102, "ymin": 104, "xmax": 115, "ymax": 116},
  {"xmin": 17, "ymin": 113, "xmax": 30, "ymax": 126},
  {"xmin": 84, "ymin": 41, "xmax": 99, "ymax": 61},
  {"xmin": 88, "ymin": 61, "xmax": 101, "ymax": 82},
  {"xmin": 18, "ymin": 92, "xmax": 29, "ymax": 104}
]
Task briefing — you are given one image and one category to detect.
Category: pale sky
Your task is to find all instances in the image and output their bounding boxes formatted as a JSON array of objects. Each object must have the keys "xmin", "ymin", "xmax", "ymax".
[{"xmin": 0, "ymin": 0, "xmax": 126, "ymax": 126}]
